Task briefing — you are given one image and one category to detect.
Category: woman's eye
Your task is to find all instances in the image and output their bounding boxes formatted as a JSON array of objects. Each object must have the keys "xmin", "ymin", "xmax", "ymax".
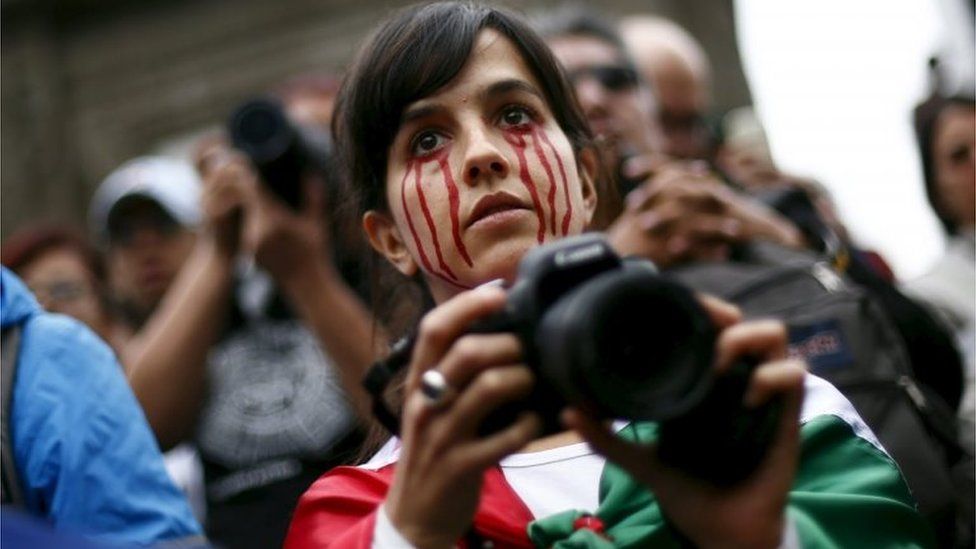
[
  {"xmin": 411, "ymin": 131, "xmax": 447, "ymax": 156},
  {"xmin": 499, "ymin": 106, "xmax": 533, "ymax": 129},
  {"xmin": 948, "ymin": 145, "xmax": 970, "ymax": 165}
]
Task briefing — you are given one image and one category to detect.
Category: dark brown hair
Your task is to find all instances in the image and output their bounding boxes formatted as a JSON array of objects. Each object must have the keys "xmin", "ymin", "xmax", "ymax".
[{"xmin": 2, "ymin": 224, "xmax": 106, "ymax": 283}]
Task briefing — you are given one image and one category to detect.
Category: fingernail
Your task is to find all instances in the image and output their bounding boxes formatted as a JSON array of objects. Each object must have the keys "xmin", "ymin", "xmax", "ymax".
[
  {"xmin": 622, "ymin": 157, "xmax": 644, "ymax": 179},
  {"xmin": 476, "ymin": 278, "xmax": 505, "ymax": 290},
  {"xmin": 723, "ymin": 219, "xmax": 741, "ymax": 237},
  {"xmin": 689, "ymin": 160, "xmax": 710, "ymax": 175},
  {"xmin": 637, "ymin": 211, "xmax": 660, "ymax": 231},
  {"xmin": 625, "ymin": 187, "xmax": 647, "ymax": 210},
  {"xmin": 667, "ymin": 236, "xmax": 688, "ymax": 254}
]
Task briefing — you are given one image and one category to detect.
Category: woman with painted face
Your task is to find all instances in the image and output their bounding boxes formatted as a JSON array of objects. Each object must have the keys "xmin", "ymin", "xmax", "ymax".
[{"xmin": 285, "ymin": 3, "xmax": 932, "ymax": 547}]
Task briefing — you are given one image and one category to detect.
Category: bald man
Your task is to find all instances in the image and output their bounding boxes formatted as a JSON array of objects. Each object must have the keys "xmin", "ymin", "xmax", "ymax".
[{"xmin": 620, "ymin": 16, "xmax": 714, "ymax": 160}]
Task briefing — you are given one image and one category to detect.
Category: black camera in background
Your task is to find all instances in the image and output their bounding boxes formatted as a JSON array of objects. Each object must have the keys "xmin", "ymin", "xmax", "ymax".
[{"xmin": 228, "ymin": 97, "xmax": 332, "ymax": 210}]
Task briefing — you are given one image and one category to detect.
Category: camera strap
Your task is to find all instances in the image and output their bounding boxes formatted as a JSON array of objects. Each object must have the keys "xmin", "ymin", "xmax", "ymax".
[{"xmin": 362, "ymin": 335, "xmax": 416, "ymax": 437}]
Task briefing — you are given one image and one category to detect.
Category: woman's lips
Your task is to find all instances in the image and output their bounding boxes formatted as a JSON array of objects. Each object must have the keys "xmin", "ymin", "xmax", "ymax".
[
  {"xmin": 466, "ymin": 192, "xmax": 531, "ymax": 229},
  {"xmin": 468, "ymin": 208, "xmax": 533, "ymax": 230}
]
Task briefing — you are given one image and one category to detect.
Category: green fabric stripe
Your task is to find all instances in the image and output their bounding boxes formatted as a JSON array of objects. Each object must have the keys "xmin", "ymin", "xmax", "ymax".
[
  {"xmin": 528, "ymin": 423, "xmax": 680, "ymax": 548},
  {"xmin": 527, "ymin": 417, "xmax": 934, "ymax": 548},
  {"xmin": 787, "ymin": 415, "xmax": 935, "ymax": 548}
]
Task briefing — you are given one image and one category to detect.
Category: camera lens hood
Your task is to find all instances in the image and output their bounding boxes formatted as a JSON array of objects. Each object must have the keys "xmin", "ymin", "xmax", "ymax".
[
  {"xmin": 230, "ymin": 98, "xmax": 296, "ymax": 164},
  {"xmin": 534, "ymin": 260, "xmax": 716, "ymax": 421}
]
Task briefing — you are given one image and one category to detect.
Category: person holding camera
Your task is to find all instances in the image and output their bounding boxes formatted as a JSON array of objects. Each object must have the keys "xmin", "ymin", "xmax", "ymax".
[
  {"xmin": 537, "ymin": 9, "xmax": 806, "ymax": 269},
  {"xmin": 284, "ymin": 3, "xmax": 931, "ymax": 547},
  {"xmin": 122, "ymin": 105, "xmax": 380, "ymax": 545}
]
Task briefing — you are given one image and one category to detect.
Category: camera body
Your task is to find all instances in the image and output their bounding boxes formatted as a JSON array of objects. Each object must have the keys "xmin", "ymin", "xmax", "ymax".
[
  {"xmin": 366, "ymin": 234, "xmax": 780, "ymax": 484},
  {"xmin": 469, "ymin": 234, "xmax": 717, "ymax": 434},
  {"xmin": 228, "ymin": 97, "xmax": 332, "ymax": 209}
]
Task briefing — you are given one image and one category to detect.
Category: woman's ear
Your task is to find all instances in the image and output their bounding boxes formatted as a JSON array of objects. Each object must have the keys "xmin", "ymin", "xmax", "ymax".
[
  {"xmin": 363, "ymin": 210, "xmax": 419, "ymax": 277},
  {"xmin": 578, "ymin": 147, "xmax": 600, "ymax": 227}
]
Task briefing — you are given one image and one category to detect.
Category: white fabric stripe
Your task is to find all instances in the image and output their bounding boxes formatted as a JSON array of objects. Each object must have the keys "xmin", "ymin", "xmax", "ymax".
[
  {"xmin": 361, "ymin": 437, "xmax": 401, "ymax": 471},
  {"xmin": 799, "ymin": 373, "xmax": 887, "ymax": 455},
  {"xmin": 373, "ymin": 504, "xmax": 419, "ymax": 549},
  {"xmin": 779, "ymin": 515, "xmax": 802, "ymax": 549},
  {"xmin": 363, "ymin": 374, "xmax": 885, "ymax": 469}
]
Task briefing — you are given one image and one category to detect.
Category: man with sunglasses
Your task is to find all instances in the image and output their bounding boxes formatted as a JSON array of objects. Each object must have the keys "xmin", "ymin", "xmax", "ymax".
[
  {"xmin": 544, "ymin": 14, "xmax": 666, "ymax": 178},
  {"xmin": 541, "ymin": 8, "xmax": 804, "ymax": 267},
  {"xmin": 89, "ymin": 156, "xmax": 200, "ymax": 330}
]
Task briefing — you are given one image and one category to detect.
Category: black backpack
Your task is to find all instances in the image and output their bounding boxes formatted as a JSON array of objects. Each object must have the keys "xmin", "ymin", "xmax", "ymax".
[
  {"xmin": 1, "ymin": 325, "xmax": 24, "ymax": 507},
  {"xmin": 665, "ymin": 242, "xmax": 968, "ymax": 547}
]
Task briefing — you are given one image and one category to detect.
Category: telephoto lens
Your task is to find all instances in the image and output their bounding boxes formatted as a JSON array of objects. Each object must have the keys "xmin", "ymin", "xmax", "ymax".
[{"xmin": 229, "ymin": 97, "xmax": 321, "ymax": 209}]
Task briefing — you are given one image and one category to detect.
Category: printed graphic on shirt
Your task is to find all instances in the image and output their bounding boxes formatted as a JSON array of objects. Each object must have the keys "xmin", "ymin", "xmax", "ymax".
[{"xmin": 195, "ymin": 318, "xmax": 355, "ymax": 474}]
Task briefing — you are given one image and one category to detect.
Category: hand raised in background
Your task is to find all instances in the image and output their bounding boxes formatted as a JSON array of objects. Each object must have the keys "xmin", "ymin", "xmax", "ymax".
[{"xmin": 607, "ymin": 158, "xmax": 803, "ymax": 267}]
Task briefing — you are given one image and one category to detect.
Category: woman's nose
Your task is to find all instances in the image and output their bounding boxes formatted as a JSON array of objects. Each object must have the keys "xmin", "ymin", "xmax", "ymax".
[{"xmin": 462, "ymin": 126, "xmax": 510, "ymax": 185}]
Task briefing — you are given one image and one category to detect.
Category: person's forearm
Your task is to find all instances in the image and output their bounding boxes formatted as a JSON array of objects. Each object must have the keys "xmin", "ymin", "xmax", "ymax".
[
  {"xmin": 278, "ymin": 258, "xmax": 384, "ymax": 421},
  {"xmin": 124, "ymin": 239, "xmax": 235, "ymax": 450}
]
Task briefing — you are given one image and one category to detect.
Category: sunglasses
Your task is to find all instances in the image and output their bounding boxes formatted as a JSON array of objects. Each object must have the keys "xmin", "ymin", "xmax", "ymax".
[{"xmin": 567, "ymin": 65, "xmax": 640, "ymax": 92}]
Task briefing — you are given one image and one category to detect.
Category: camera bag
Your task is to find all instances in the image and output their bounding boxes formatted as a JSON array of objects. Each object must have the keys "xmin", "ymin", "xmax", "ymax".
[{"xmin": 664, "ymin": 241, "xmax": 966, "ymax": 546}]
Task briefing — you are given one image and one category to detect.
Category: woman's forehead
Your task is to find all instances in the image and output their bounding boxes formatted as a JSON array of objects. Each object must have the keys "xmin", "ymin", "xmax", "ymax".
[{"xmin": 404, "ymin": 29, "xmax": 546, "ymax": 113}]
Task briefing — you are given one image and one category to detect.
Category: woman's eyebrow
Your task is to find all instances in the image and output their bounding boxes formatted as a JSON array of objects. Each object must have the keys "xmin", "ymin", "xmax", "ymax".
[
  {"xmin": 481, "ymin": 78, "xmax": 543, "ymax": 102},
  {"xmin": 399, "ymin": 79, "xmax": 542, "ymax": 126},
  {"xmin": 401, "ymin": 104, "xmax": 446, "ymax": 126}
]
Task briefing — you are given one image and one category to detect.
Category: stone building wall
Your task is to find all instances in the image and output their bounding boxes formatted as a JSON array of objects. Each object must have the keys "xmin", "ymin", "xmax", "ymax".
[{"xmin": 0, "ymin": 0, "xmax": 750, "ymax": 237}]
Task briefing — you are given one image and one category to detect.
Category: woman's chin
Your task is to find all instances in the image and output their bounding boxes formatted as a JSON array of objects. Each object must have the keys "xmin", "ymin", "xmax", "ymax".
[
  {"xmin": 425, "ymin": 234, "xmax": 555, "ymax": 300},
  {"xmin": 473, "ymin": 237, "xmax": 541, "ymax": 282}
]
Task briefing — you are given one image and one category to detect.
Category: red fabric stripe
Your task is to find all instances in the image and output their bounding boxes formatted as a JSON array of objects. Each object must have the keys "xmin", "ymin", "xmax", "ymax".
[{"xmin": 285, "ymin": 463, "xmax": 535, "ymax": 548}]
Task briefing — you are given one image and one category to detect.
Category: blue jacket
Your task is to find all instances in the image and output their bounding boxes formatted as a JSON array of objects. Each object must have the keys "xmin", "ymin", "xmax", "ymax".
[{"xmin": 0, "ymin": 267, "xmax": 203, "ymax": 545}]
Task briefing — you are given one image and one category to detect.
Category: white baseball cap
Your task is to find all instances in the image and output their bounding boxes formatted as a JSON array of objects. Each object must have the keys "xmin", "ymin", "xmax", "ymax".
[{"xmin": 89, "ymin": 156, "xmax": 201, "ymax": 244}]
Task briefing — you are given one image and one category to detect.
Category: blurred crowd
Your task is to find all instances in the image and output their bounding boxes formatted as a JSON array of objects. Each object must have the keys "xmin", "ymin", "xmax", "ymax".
[{"xmin": 0, "ymin": 3, "xmax": 972, "ymax": 548}]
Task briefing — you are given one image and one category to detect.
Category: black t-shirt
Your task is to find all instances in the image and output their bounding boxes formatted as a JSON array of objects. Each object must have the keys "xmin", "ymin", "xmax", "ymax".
[{"xmin": 195, "ymin": 276, "xmax": 362, "ymax": 548}]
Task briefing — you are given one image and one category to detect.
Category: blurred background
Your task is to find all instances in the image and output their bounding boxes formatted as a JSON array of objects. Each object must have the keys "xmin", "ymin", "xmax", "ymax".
[{"xmin": 1, "ymin": 0, "xmax": 972, "ymax": 279}]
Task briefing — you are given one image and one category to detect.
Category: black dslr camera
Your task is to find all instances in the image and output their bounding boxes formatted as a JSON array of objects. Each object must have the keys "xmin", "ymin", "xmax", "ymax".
[
  {"xmin": 228, "ymin": 97, "xmax": 332, "ymax": 210},
  {"xmin": 365, "ymin": 234, "xmax": 780, "ymax": 484}
]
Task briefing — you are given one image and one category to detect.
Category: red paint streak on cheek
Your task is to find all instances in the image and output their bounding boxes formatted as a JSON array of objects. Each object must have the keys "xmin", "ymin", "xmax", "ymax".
[
  {"xmin": 413, "ymin": 161, "xmax": 457, "ymax": 281},
  {"xmin": 529, "ymin": 128, "xmax": 558, "ymax": 235},
  {"xmin": 436, "ymin": 155, "xmax": 473, "ymax": 267},
  {"xmin": 504, "ymin": 131, "xmax": 546, "ymax": 244},
  {"xmin": 537, "ymin": 129, "xmax": 573, "ymax": 235},
  {"xmin": 399, "ymin": 161, "xmax": 436, "ymax": 275}
]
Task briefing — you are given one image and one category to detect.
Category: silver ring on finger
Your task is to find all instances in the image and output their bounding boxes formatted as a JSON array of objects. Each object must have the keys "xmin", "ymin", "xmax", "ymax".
[{"xmin": 420, "ymin": 369, "xmax": 458, "ymax": 410}]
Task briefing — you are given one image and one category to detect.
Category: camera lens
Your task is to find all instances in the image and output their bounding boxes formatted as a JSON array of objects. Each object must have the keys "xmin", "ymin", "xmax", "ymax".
[
  {"xmin": 230, "ymin": 98, "xmax": 294, "ymax": 164},
  {"xmin": 239, "ymin": 108, "xmax": 278, "ymax": 145},
  {"xmin": 535, "ymin": 264, "xmax": 715, "ymax": 421}
]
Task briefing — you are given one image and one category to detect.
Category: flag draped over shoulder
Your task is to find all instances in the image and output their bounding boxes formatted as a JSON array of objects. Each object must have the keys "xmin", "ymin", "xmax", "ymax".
[
  {"xmin": 527, "ymin": 419, "xmax": 935, "ymax": 548},
  {"xmin": 285, "ymin": 374, "xmax": 935, "ymax": 548}
]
